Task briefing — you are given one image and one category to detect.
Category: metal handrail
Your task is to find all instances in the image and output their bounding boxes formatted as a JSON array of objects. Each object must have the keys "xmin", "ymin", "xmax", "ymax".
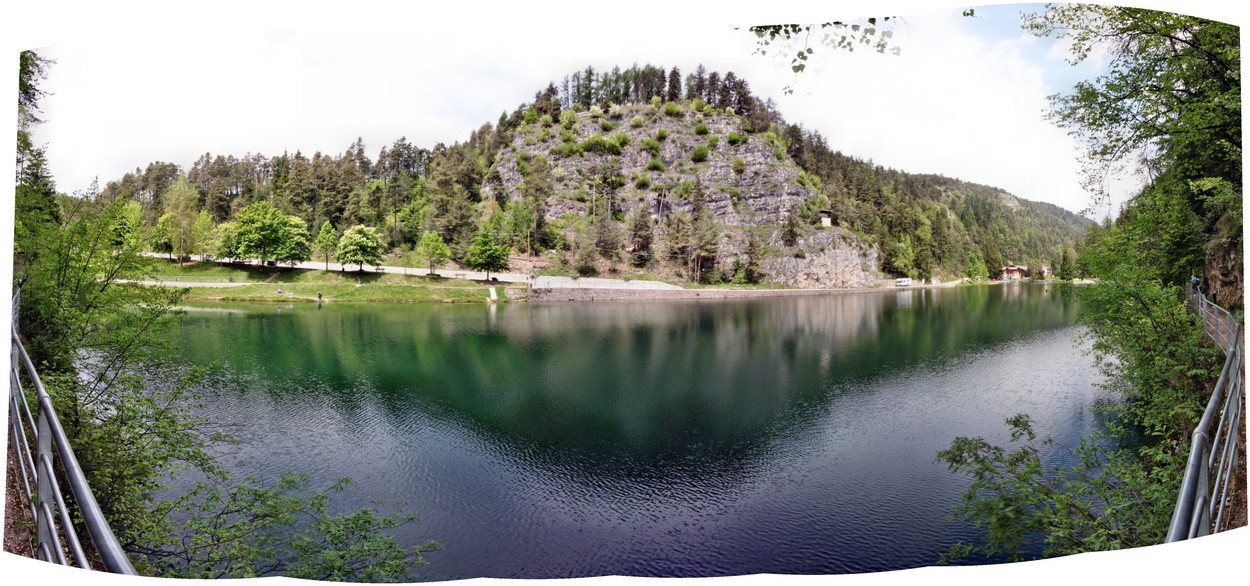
[
  {"xmin": 7, "ymin": 290, "xmax": 137, "ymax": 574},
  {"xmin": 1166, "ymin": 290, "xmax": 1245, "ymax": 542}
]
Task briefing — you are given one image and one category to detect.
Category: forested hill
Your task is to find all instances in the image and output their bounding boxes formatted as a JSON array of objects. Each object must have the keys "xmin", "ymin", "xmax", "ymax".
[{"xmin": 98, "ymin": 62, "xmax": 1092, "ymax": 285}]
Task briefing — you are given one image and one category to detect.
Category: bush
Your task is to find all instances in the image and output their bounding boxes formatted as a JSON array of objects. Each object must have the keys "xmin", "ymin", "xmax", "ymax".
[
  {"xmin": 664, "ymin": 102, "xmax": 683, "ymax": 117},
  {"xmin": 656, "ymin": 129, "xmax": 668, "ymax": 142},
  {"xmin": 727, "ymin": 132, "xmax": 747, "ymax": 146},
  {"xmin": 561, "ymin": 128, "xmax": 576, "ymax": 143},
  {"xmin": 691, "ymin": 98, "xmax": 706, "ymax": 112},
  {"xmin": 707, "ymin": 136, "xmax": 719, "ymax": 150},
  {"xmin": 523, "ymin": 107, "xmax": 539, "ymax": 125},
  {"xmin": 634, "ymin": 173, "xmax": 652, "ymax": 189},
  {"xmin": 694, "ymin": 123, "xmax": 709, "ymax": 135},
  {"xmin": 609, "ymin": 103, "xmax": 624, "ymax": 118},
  {"xmin": 630, "ymin": 115, "xmax": 645, "ymax": 128},
  {"xmin": 691, "ymin": 145, "xmax": 709, "ymax": 163},
  {"xmin": 732, "ymin": 157, "xmax": 746, "ymax": 174},
  {"xmin": 651, "ymin": 95, "xmax": 663, "ymax": 108},
  {"xmin": 646, "ymin": 157, "xmax": 667, "ymax": 172},
  {"xmin": 581, "ymin": 134, "xmax": 622, "ymax": 155},
  {"xmin": 539, "ymin": 114, "xmax": 554, "ymax": 128},
  {"xmin": 559, "ymin": 142, "xmax": 583, "ymax": 157},
  {"xmin": 589, "ymin": 104, "xmax": 604, "ymax": 118},
  {"xmin": 640, "ymin": 138, "xmax": 661, "ymax": 156},
  {"xmin": 559, "ymin": 109, "xmax": 577, "ymax": 129},
  {"xmin": 600, "ymin": 119, "xmax": 617, "ymax": 132}
]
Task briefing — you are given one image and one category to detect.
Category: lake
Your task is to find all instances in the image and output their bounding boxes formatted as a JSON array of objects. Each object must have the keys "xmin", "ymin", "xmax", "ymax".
[{"xmin": 166, "ymin": 283, "xmax": 1107, "ymax": 580}]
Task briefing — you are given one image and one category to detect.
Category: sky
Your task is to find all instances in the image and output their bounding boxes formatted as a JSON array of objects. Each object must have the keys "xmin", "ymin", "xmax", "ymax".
[
  {"xmin": 3, "ymin": 0, "xmax": 1250, "ymax": 584},
  {"xmin": 7, "ymin": 0, "xmax": 1242, "ymax": 220}
]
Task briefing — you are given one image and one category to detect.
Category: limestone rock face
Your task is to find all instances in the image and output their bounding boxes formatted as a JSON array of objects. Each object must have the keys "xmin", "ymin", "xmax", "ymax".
[
  {"xmin": 482, "ymin": 103, "xmax": 815, "ymax": 226},
  {"xmin": 761, "ymin": 230, "xmax": 884, "ymax": 289}
]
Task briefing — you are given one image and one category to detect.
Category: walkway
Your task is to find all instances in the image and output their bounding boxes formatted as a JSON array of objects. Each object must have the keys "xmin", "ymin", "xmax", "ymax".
[{"xmin": 145, "ymin": 254, "xmax": 684, "ymax": 291}]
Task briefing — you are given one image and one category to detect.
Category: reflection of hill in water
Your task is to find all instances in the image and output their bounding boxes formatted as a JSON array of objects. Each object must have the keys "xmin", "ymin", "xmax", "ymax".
[{"xmin": 174, "ymin": 285, "xmax": 1080, "ymax": 472}]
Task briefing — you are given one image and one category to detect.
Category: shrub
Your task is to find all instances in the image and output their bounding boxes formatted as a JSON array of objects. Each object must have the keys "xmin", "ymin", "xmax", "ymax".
[
  {"xmin": 656, "ymin": 129, "xmax": 668, "ymax": 142},
  {"xmin": 559, "ymin": 142, "xmax": 583, "ymax": 157},
  {"xmin": 640, "ymin": 138, "xmax": 661, "ymax": 156},
  {"xmin": 694, "ymin": 123, "xmax": 709, "ymax": 135},
  {"xmin": 675, "ymin": 181, "xmax": 695, "ymax": 199},
  {"xmin": 707, "ymin": 136, "xmax": 719, "ymax": 150},
  {"xmin": 589, "ymin": 104, "xmax": 604, "ymax": 118},
  {"xmin": 691, "ymin": 145, "xmax": 709, "ymax": 163},
  {"xmin": 630, "ymin": 115, "xmax": 645, "ymax": 128},
  {"xmin": 523, "ymin": 107, "xmax": 539, "ymax": 125},
  {"xmin": 539, "ymin": 114, "xmax": 554, "ymax": 128},
  {"xmin": 609, "ymin": 103, "xmax": 624, "ymax": 118},
  {"xmin": 651, "ymin": 95, "xmax": 663, "ymax": 108},
  {"xmin": 581, "ymin": 134, "xmax": 622, "ymax": 155},
  {"xmin": 634, "ymin": 173, "xmax": 652, "ymax": 189},
  {"xmin": 600, "ymin": 119, "xmax": 618, "ymax": 132},
  {"xmin": 732, "ymin": 157, "xmax": 746, "ymax": 174},
  {"xmin": 559, "ymin": 109, "xmax": 577, "ymax": 129},
  {"xmin": 691, "ymin": 98, "xmax": 706, "ymax": 112},
  {"xmin": 613, "ymin": 133, "xmax": 630, "ymax": 147},
  {"xmin": 727, "ymin": 132, "xmax": 747, "ymax": 146},
  {"xmin": 561, "ymin": 128, "xmax": 576, "ymax": 143},
  {"xmin": 646, "ymin": 157, "xmax": 667, "ymax": 172},
  {"xmin": 664, "ymin": 102, "xmax": 683, "ymax": 117}
]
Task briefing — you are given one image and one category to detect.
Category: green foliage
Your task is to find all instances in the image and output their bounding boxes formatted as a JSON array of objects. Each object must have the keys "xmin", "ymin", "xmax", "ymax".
[
  {"xmin": 580, "ymin": 134, "xmax": 623, "ymax": 156},
  {"xmin": 727, "ymin": 132, "xmax": 748, "ymax": 146},
  {"xmin": 234, "ymin": 201, "xmax": 301, "ymax": 263},
  {"xmin": 313, "ymin": 220, "xmax": 339, "ymax": 269},
  {"xmin": 694, "ymin": 123, "xmax": 709, "ymax": 135},
  {"xmin": 655, "ymin": 129, "xmax": 668, "ymax": 142},
  {"xmin": 463, "ymin": 228, "xmax": 511, "ymax": 278},
  {"xmin": 414, "ymin": 231, "xmax": 452, "ymax": 275},
  {"xmin": 599, "ymin": 119, "xmax": 617, "ymax": 132},
  {"xmin": 629, "ymin": 115, "xmax": 645, "ymax": 128},
  {"xmin": 663, "ymin": 102, "xmax": 683, "ymax": 117},
  {"xmin": 639, "ymin": 138, "xmax": 661, "ymax": 157},
  {"xmin": 633, "ymin": 173, "xmax": 652, "ymax": 190},
  {"xmin": 691, "ymin": 145, "xmax": 709, "ymax": 163},
  {"xmin": 275, "ymin": 215, "xmax": 312, "ymax": 265},
  {"xmin": 559, "ymin": 109, "xmax": 577, "ymax": 129},
  {"xmin": 646, "ymin": 157, "xmax": 667, "ymax": 172},
  {"xmin": 336, "ymin": 224, "xmax": 387, "ymax": 270},
  {"xmin": 732, "ymin": 157, "xmax": 746, "ymax": 175},
  {"xmin": 936, "ymin": 414, "xmax": 1180, "ymax": 562},
  {"xmin": 965, "ymin": 253, "xmax": 988, "ymax": 281},
  {"xmin": 706, "ymin": 136, "xmax": 719, "ymax": 150}
]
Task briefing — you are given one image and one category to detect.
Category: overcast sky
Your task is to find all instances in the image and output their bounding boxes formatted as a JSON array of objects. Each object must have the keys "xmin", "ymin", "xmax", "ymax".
[{"xmin": 6, "ymin": 0, "xmax": 1239, "ymax": 220}]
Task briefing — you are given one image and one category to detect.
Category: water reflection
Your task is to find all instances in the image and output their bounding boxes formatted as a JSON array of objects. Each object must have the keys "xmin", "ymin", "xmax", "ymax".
[{"xmin": 169, "ymin": 284, "xmax": 1097, "ymax": 579}]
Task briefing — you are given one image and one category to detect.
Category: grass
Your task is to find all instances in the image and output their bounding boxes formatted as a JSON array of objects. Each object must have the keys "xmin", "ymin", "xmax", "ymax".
[{"xmin": 150, "ymin": 260, "xmax": 524, "ymax": 304}]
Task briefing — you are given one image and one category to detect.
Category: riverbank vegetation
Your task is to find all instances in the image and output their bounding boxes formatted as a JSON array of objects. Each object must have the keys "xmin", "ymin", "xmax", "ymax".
[
  {"xmin": 937, "ymin": 4, "xmax": 1240, "ymax": 561},
  {"xmin": 11, "ymin": 51, "xmax": 437, "ymax": 580}
]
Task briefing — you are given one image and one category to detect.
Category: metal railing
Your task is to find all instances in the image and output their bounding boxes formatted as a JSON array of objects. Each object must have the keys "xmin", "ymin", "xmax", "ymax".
[
  {"xmin": 1166, "ymin": 289, "xmax": 1244, "ymax": 541},
  {"xmin": 7, "ymin": 290, "xmax": 137, "ymax": 573}
]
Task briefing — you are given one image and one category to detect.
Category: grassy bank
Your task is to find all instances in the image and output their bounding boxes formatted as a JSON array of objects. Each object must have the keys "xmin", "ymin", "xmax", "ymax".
[{"xmin": 150, "ymin": 260, "xmax": 523, "ymax": 304}]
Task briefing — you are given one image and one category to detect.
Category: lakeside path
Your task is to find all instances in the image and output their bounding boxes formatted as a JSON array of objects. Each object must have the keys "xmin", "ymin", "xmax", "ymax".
[
  {"xmin": 142, "ymin": 254, "xmax": 683, "ymax": 291},
  {"xmin": 140, "ymin": 255, "xmax": 994, "ymax": 298}
]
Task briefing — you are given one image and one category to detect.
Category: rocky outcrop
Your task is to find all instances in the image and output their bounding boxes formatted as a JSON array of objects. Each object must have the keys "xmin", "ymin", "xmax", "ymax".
[
  {"xmin": 761, "ymin": 229, "xmax": 883, "ymax": 289},
  {"xmin": 482, "ymin": 103, "xmax": 815, "ymax": 226}
]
